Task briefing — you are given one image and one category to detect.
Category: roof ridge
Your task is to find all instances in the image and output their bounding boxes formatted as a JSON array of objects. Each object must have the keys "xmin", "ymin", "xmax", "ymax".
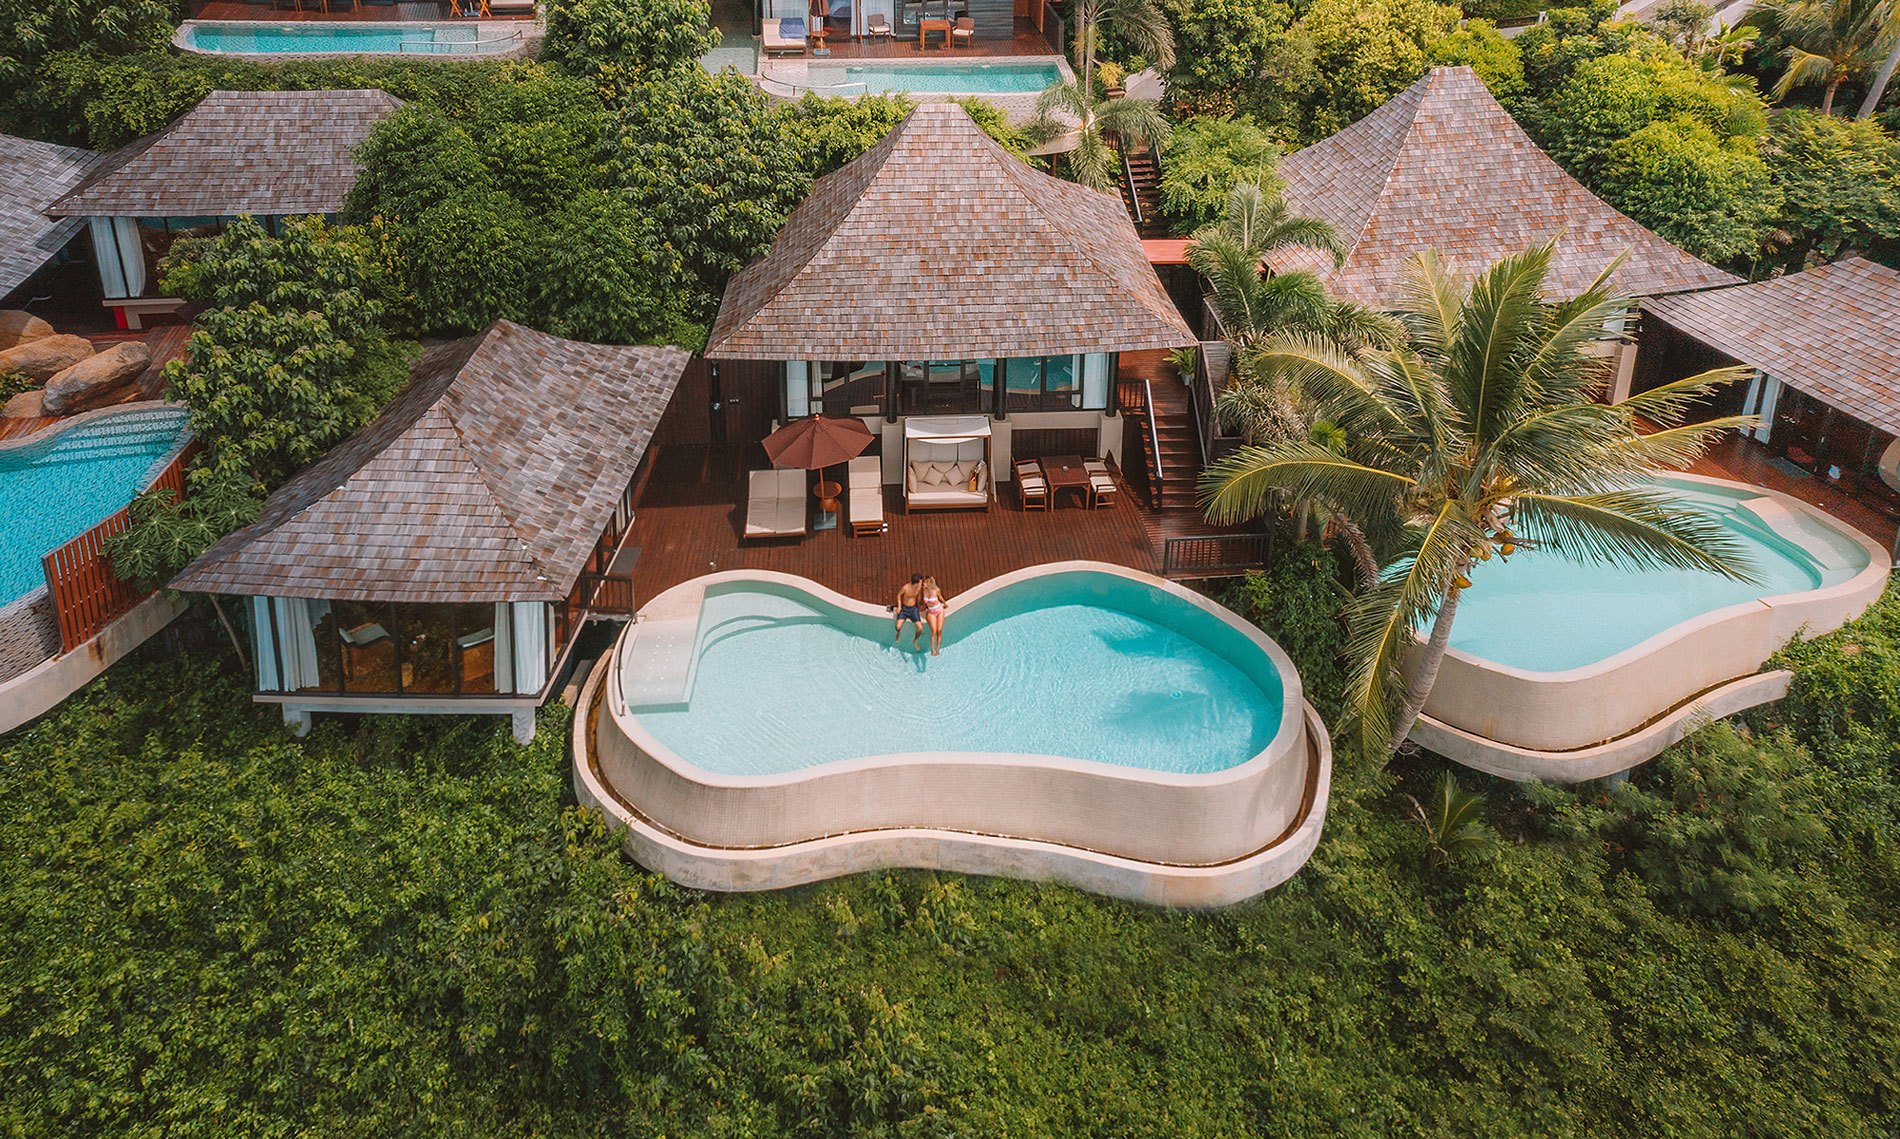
[
  {"xmin": 434, "ymin": 322, "xmax": 567, "ymax": 592},
  {"xmin": 1340, "ymin": 69, "xmax": 1442, "ymax": 255}
]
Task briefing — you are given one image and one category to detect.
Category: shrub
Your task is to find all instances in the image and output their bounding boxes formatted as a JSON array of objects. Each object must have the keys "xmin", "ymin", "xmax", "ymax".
[
  {"xmin": 1158, "ymin": 115, "xmax": 1282, "ymax": 232},
  {"xmin": 541, "ymin": 0, "xmax": 719, "ymax": 94},
  {"xmin": 1597, "ymin": 114, "xmax": 1780, "ymax": 262}
]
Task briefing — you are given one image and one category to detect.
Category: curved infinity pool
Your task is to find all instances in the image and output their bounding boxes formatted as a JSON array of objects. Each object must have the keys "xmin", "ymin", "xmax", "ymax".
[
  {"xmin": 627, "ymin": 570, "xmax": 1288, "ymax": 775},
  {"xmin": 0, "ymin": 405, "xmax": 191, "ymax": 606},
  {"xmin": 1450, "ymin": 476, "xmax": 1874, "ymax": 673}
]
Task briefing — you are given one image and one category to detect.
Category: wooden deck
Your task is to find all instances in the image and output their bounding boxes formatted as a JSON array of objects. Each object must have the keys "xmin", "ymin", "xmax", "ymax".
[
  {"xmin": 622, "ymin": 443, "xmax": 1157, "ymax": 607},
  {"xmin": 0, "ymin": 326, "xmax": 190, "ymax": 442},
  {"xmin": 1689, "ymin": 434, "xmax": 1898, "ymax": 553},
  {"xmin": 791, "ymin": 20, "xmax": 1057, "ymax": 57}
]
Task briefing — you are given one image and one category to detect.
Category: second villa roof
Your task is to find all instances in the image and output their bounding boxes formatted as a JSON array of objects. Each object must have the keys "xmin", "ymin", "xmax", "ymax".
[{"xmin": 703, "ymin": 102, "xmax": 1196, "ymax": 363}]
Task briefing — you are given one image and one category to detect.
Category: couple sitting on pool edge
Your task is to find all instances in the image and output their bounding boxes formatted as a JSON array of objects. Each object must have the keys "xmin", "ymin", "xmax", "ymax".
[{"xmin": 892, "ymin": 573, "xmax": 950, "ymax": 655}]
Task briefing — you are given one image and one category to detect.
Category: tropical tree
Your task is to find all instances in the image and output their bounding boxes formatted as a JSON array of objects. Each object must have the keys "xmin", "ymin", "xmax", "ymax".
[
  {"xmin": 1756, "ymin": 0, "xmax": 1900, "ymax": 114},
  {"xmin": 1031, "ymin": 0, "xmax": 1175, "ymax": 192},
  {"xmin": 1200, "ymin": 242, "xmax": 1757, "ymax": 759},
  {"xmin": 1861, "ymin": 22, "xmax": 1900, "ymax": 115}
]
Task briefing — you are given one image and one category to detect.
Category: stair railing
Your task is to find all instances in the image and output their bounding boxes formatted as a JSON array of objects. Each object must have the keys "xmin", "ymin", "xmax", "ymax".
[
  {"xmin": 1116, "ymin": 378, "xmax": 1166, "ymax": 509},
  {"xmin": 1121, "ymin": 145, "xmax": 1144, "ymax": 231}
]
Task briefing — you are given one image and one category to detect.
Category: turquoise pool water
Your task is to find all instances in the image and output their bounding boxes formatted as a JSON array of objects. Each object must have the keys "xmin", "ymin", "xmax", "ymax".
[
  {"xmin": 629, "ymin": 572, "xmax": 1286, "ymax": 775},
  {"xmin": 815, "ymin": 62, "xmax": 1063, "ymax": 94},
  {"xmin": 181, "ymin": 21, "xmax": 490, "ymax": 55},
  {"xmin": 0, "ymin": 407, "xmax": 190, "ymax": 606},
  {"xmin": 1449, "ymin": 479, "xmax": 1871, "ymax": 672}
]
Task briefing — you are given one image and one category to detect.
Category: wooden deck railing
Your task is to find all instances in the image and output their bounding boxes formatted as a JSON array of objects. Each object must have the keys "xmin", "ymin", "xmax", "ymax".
[
  {"xmin": 581, "ymin": 571, "xmax": 637, "ymax": 619},
  {"xmin": 41, "ymin": 447, "xmax": 191, "ymax": 654},
  {"xmin": 1162, "ymin": 532, "xmax": 1275, "ymax": 579}
]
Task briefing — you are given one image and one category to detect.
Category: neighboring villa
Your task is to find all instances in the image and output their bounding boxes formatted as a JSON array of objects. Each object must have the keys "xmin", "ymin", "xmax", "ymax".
[
  {"xmin": 0, "ymin": 133, "xmax": 106, "ymax": 305},
  {"xmin": 703, "ymin": 101, "xmax": 1195, "ymax": 500},
  {"xmin": 170, "ymin": 321, "xmax": 690, "ymax": 742},
  {"xmin": 44, "ymin": 89, "xmax": 401, "ymax": 329},
  {"xmin": 1269, "ymin": 66, "xmax": 1740, "ymax": 394},
  {"xmin": 1638, "ymin": 257, "xmax": 1900, "ymax": 552}
]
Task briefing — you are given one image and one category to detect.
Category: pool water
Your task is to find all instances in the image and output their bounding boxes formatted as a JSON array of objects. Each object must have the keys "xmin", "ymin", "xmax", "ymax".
[
  {"xmin": 182, "ymin": 22, "xmax": 486, "ymax": 55},
  {"xmin": 630, "ymin": 574, "xmax": 1285, "ymax": 775},
  {"xmin": 1449, "ymin": 479, "xmax": 1871, "ymax": 672},
  {"xmin": 0, "ymin": 407, "xmax": 190, "ymax": 606},
  {"xmin": 817, "ymin": 62, "xmax": 1063, "ymax": 94}
]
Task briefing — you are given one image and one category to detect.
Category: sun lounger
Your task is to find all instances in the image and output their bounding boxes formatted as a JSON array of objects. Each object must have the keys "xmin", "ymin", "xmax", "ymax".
[
  {"xmin": 848, "ymin": 455, "xmax": 886, "ymax": 535},
  {"xmin": 762, "ymin": 17, "xmax": 808, "ymax": 54},
  {"xmin": 746, "ymin": 468, "xmax": 809, "ymax": 539}
]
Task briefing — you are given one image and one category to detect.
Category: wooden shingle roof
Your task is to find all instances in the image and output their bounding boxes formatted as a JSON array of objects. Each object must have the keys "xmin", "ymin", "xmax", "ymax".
[
  {"xmin": 172, "ymin": 322, "xmax": 691, "ymax": 603},
  {"xmin": 1274, "ymin": 67, "xmax": 1740, "ymax": 306},
  {"xmin": 0, "ymin": 133, "xmax": 103, "ymax": 298},
  {"xmin": 46, "ymin": 90, "xmax": 402, "ymax": 220},
  {"xmin": 703, "ymin": 102, "xmax": 1195, "ymax": 361},
  {"xmin": 1643, "ymin": 258, "xmax": 1900, "ymax": 437}
]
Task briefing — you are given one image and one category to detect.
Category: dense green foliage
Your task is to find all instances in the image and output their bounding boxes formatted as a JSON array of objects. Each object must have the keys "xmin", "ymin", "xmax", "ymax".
[
  {"xmin": 1215, "ymin": 542, "xmax": 1349, "ymax": 723},
  {"xmin": 1157, "ymin": 115, "xmax": 1281, "ymax": 232},
  {"xmin": 3, "ymin": 582, "xmax": 1899, "ymax": 1133},
  {"xmin": 0, "ymin": 0, "xmax": 179, "ymax": 133},
  {"xmin": 1597, "ymin": 114, "xmax": 1781, "ymax": 261},
  {"xmin": 1762, "ymin": 107, "xmax": 1900, "ymax": 265},
  {"xmin": 541, "ymin": 0, "xmax": 720, "ymax": 94}
]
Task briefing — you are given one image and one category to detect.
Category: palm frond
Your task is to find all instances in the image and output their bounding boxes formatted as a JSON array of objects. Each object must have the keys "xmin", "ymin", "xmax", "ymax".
[
  {"xmin": 1607, "ymin": 416, "xmax": 1757, "ymax": 472},
  {"xmin": 1444, "ymin": 241, "xmax": 1557, "ymax": 446},
  {"xmin": 1394, "ymin": 250, "xmax": 1464, "ymax": 362},
  {"xmin": 1613, "ymin": 367, "xmax": 1754, "ymax": 428},
  {"xmin": 1242, "ymin": 334, "xmax": 1417, "ymax": 442},
  {"xmin": 1096, "ymin": 96, "xmax": 1170, "ymax": 151},
  {"xmin": 1510, "ymin": 490, "xmax": 1762, "ymax": 582},
  {"xmin": 1199, "ymin": 442, "xmax": 1415, "ymax": 525}
]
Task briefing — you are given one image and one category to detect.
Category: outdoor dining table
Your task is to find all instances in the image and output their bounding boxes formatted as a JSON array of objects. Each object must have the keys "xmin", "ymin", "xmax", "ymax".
[
  {"xmin": 919, "ymin": 16, "xmax": 951, "ymax": 47},
  {"xmin": 1039, "ymin": 455, "xmax": 1093, "ymax": 507}
]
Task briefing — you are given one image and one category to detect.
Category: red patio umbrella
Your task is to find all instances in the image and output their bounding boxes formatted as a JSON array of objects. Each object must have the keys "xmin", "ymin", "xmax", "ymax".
[{"xmin": 762, "ymin": 415, "xmax": 875, "ymax": 508}]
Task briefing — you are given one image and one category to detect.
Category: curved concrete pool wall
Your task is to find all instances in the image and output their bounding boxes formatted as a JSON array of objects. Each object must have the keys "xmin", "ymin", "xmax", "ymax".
[
  {"xmin": 1415, "ymin": 473, "xmax": 1891, "ymax": 781},
  {"xmin": 573, "ymin": 562, "xmax": 1333, "ymax": 907}
]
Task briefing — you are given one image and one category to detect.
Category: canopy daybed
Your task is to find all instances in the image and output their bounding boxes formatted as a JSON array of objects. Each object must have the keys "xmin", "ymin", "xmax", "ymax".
[{"xmin": 903, "ymin": 415, "xmax": 992, "ymax": 512}]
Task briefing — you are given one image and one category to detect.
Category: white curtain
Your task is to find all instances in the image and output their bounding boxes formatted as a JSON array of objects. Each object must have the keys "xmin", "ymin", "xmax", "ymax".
[
  {"xmin": 1082, "ymin": 353, "xmax": 1110, "ymax": 410},
  {"xmin": 493, "ymin": 602, "xmax": 514, "ymax": 694},
  {"xmin": 784, "ymin": 361, "xmax": 811, "ymax": 419},
  {"xmin": 88, "ymin": 217, "xmax": 146, "ymax": 299},
  {"xmin": 511, "ymin": 602, "xmax": 550, "ymax": 695},
  {"xmin": 274, "ymin": 598, "xmax": 324, "ymax": 691},
  {"xmin": 251, "ymin": 597, "xmax": 280, "ymax": 691}
]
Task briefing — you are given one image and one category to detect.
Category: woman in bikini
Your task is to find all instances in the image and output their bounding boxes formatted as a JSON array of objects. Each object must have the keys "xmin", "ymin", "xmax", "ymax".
[{"xmin": 921, "ymin": 576, "xmax": 949, "ymax": 656}]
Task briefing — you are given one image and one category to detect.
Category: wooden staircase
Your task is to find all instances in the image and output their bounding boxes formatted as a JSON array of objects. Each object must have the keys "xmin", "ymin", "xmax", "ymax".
[{"xmin": 1118, "ymin": 146, "xmax": 1166, "ymax": 238}]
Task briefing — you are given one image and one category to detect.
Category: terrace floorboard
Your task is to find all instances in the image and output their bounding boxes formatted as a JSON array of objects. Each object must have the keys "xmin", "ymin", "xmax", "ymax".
[
  {"xmin": 1689, "ymin": 434, "xmax": 1898, "ymax": 554},
  {"xmin": 624, "ymin": 443, "xmax": 1159, "ymax": 608}
]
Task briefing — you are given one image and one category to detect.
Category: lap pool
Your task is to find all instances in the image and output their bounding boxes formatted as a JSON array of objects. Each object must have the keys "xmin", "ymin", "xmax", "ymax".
[
  {"xmin": 0, "ymin": 405, "xmax": 191, "ymax": 606},
  {"xmin": 175, "ymin": 20, "xmax": 521, "ymax": 57},
  {"xmin": 577, "ymin": 563, "xmax": 1332, "ymax": 905},
  {"xmin": 804, "ymin": 61, "xmax": 1064, "ymax": 95}
]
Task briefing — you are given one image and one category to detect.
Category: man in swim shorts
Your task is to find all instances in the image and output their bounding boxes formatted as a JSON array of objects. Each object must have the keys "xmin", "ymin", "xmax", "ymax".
[{"xmin": 892, "ymin": 573, "xmax": 925, "ymax": 649}]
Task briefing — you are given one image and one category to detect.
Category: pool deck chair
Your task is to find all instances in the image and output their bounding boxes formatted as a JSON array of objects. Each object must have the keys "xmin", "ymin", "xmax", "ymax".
[
  {"xmin": 762, "ymin": 17, "xmax": 809, "ymax": 54},
  {"xmin": 866, "ymin": 11, "xmax": 894, "ymax": 36},
  {"xmin": 745, "ymin": 468, "xmax": 809, "ymax": 540},
  {"xmin": 1084, "ymin": 458, "xmax": 1117, "ymax": 508},
  {"xmin": 951, "ymin": 15, "xmax": 974, "ymax": 45},
  {"xmin": 848, "ymin": 455, "xmax": 886, "ymax": 536},
  {"xmin": 1014, "ymin": 458, "xmax": 1049, "ymax": 511}
]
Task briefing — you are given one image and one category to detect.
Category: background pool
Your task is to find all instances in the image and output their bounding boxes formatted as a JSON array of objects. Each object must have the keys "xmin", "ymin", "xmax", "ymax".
[
  {"xmin": 181, "ymin": 22, "xmax": 489, "ymax": 55},
  {"xmin": 0, "ymin": 407, "xmax": 190, "ymax": 606},
  {"xmin": 630, "ymin": 575, "xmax": 1285, "ymax": 775},
  {"xmin": 814, "ymin": 62, "xmax": 1063, "ymax": 95},
  {"xmin": 1449, "ymin": 479, "xmax": 1872, "ymax": 672}
]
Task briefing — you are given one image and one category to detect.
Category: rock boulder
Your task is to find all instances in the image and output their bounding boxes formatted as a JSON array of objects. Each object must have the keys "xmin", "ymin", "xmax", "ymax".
[
  {"xmin": 42, "ymin": 341, "xmax": 151, "ymax": 415},
  {"xmin": 2, "ymin": 389, "xmax": 46, "ymax": 418},
  {"xmin": 0, "ymin": 334, "xmax": 95, "ymax": 383},
  {"xmin": 0, "ymin": 311, "xmax": 54, "ymax": 352}
]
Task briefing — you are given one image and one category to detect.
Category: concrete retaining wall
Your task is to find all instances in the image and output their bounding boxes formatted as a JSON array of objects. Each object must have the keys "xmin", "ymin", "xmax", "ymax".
[{"xmin": 0, "ymin": 592, "xmax": 185, "ymax": 735}]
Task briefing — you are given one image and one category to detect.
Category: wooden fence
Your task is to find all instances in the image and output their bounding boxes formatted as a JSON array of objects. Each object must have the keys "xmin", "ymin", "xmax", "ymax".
[{"xmin": 41, "ymin": 447, "xmax": 191, "ymax": 654}]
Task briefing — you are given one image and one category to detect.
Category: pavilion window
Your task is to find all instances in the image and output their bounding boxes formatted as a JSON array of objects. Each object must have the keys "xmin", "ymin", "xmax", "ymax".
[
  {"xmin": 1001, "ymin": 355, "xmax": 1108, "ymax": 412},
  {"xmin": 789, "ymin": 362, "xmax": 890, "ymax": 419},
  {"xmin": 897, "ymin": 361, "xmax": 991, "ymax": 416},
  {"xmin": 494, "ymin": 602, "xmax": 552, "ymax": 696},
  {"xmin": 250, "ymin": 597, "xmax": 330, "ymax": 693},
  {"xmin": 332, "ymin": 600, "xmax": 399, "ymax": 693}
]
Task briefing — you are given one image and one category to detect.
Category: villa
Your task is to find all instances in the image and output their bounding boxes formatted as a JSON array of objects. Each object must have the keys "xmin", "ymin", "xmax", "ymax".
[
  {"xmin": 44, "ymin": 89, "xmax": 402, "ymax": 329},
  {"xmin": 170, "ymin": 321, "xmax": 690, "ymax": 741}
]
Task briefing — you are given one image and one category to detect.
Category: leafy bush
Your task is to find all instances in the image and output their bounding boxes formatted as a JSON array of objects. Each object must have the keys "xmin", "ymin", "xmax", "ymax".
[
  {"xmin": 541, "ymin": 0, "xmax": 720, "ymax": 94},
  {"xmin": 1426, "ymin": 17, "xmax": 1527, "ymax": 102},
  {"xmin": 1597, "ymin": 114, "xmax": 1780, "ymax": 262},
  {"xmin": 1215, "ymin": 541, "xmax": 1350, "ymax": 724},
  {"xmin": 1158, "ymin": 115, "xmax": 1282, "ymax": 232},
  {"xmin": 1160, "ymin": 0, "xmax": 1296, "ymax": 118},
  {"xmin": 1762, "ymin": 108, "xmax": 1900, "ymax": 269},
  {"xmin": 0, "ymin": 0, "xmax": 179, "ymax": 134},
  {"xmin": 0, "ymin": 370, "xmax": 35, "ymax": 402}
]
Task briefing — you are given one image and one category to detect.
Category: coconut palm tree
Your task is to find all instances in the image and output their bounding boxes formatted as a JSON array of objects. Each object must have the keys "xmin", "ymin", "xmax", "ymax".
[
  {"xmin": 1030, "ymin": 0, "xmax": 1175, "ymax": 192},
  {"xmin": 1200, "ymin": 242, "xmax": 1758, "ymax": 759},
  {"xmin": 1758, "ymin": 0, "xmax": 1900, "ymax": 113},
  {"xmin": 1859, "ymin": 23, "xmax": 1900, "ymax": 116}
]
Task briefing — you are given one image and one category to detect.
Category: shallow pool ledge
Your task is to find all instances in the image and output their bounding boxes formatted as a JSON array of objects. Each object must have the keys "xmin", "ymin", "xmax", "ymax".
[
  {"xmin": 572, "ymin": 562, "xmax": 1334, "ymax": 907},
  {"xmin": 1413, "ymin": 473, "xmax": 1891, "ymax": 779}
]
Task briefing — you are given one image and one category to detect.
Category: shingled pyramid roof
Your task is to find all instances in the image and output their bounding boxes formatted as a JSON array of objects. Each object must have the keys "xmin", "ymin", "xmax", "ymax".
[
  {"xmin": 1644, "ymin": 258, "xmax": 1900, "ymax": 437},
  {"xmin": 47, "ymin": 90, "xmax": 402, "ymax": 219},
  {"xmin": 1273, "ymin": 67, "xmax": 1740, "ymax": 306},
  {"xmin": 172, "ymin": 322, "xmax": 690, "ymax": 604},
  {"xmin": 703, "ymin": 102, "xmax": 1195, "ymax": 361},
  {"xmin": 0, "ymin": 133, "xmax": 103, "ymax": 298}
]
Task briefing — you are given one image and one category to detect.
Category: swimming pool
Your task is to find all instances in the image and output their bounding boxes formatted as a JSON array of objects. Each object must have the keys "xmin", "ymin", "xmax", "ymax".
[
  {"xmin": 630, "ymin": 570, "xmax": 1286, "ymax": 775},
  {"xmin": 1449, "ymin": 477, "xmax": 1872, "ymax": 673},
  {"xmin": 807, "ymin": 61, "xmax": 1064, "ymax": 95},
  {"xmin": 1416, "ymin": 473, "xmax": 1890, "ymax": 775},
  {"xmin": 579, "ymin": 563, "xmax": 1331, "ymax": 904},
  {"xmin": 174, "ymin": 20, "xmax": 519, "ymax": 57},
  {"xmin": 0, "ymin": 405, "xmax": 191, "ymax": 606}
]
